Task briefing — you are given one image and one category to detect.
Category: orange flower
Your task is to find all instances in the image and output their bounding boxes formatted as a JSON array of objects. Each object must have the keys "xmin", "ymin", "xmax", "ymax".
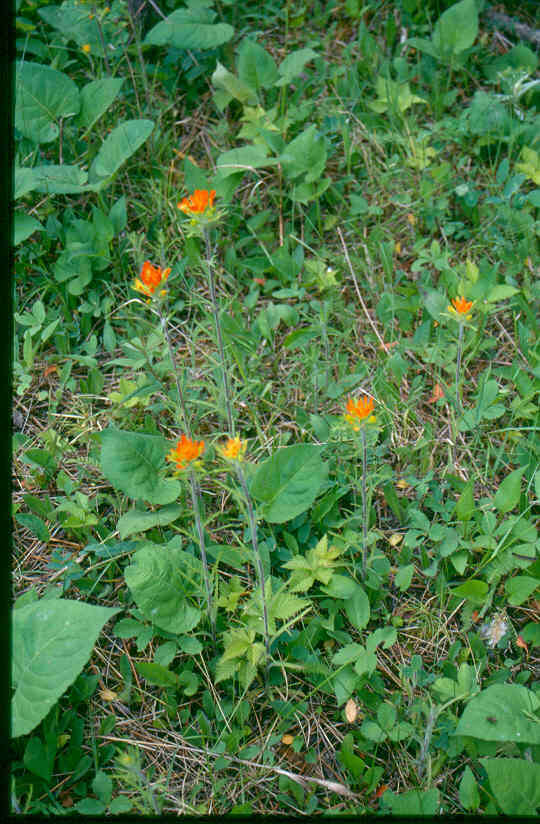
[
  {"xmin": 166, "ymin": 434, "xmax": 205, "ymax": 471},
  {"xmin": 344, "ymin": 396, "xmax": 376, "ymax": 430},
  {"xmin": 218, "ymin": 436, "xmax": 247, "ymax": 462},
  {"xmin": 133, "ymin": 260, "xmax": 170, "ymax": 298},
  {"xmin": 448, "ymin": 296, "xmax": 474, "ymax": 318},
  {"xmin": 428, "ymin": 382, "xmax": 444, "ymax": 403},
  {"xmin": 178, "ymin": 189, "xmax": 216, "ymax": 215},
  {"xmin": 82, "ymin": 43, "xmax": 91, "ymax": 53}
]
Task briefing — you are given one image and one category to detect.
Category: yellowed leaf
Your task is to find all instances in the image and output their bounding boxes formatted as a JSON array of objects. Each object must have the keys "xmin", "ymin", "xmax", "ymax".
[
  {"xmin": 99, "ymin": 688, "xmax": 117, "ymax": 701},
  {"xmin": 281, "ymin": 734, "xmax": 294, "ymax": 746},
  {"xmin": 389, "ymin": 533, "xmax": 403, "ymax": 547}
]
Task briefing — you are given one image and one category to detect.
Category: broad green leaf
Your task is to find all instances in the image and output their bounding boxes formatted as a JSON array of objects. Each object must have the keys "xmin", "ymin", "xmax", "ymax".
[
  {"xmin": 459, "ymin": 766, "xmax": 480, "ymax": 811},
  {"xmin": 24, "ymin": 737, "xmax": 54, "ymax": 782},
  {"xmin": 89, "ymin": 119, "xmax": 154, "ymax": 183},
  {"xmin": 237, "ymin": 39, "xmax": 278, "ymax": 90},
  {"xmin": 144, "ymin": 7, "xmax": 233, "ymax": 50},
  {"xmin": 321, "ymin": 574, "xmax": 358, "ymax": 599},
  {"xmin": 16, "ymin": 61, "xmax": 80, "ymax": 144},
  {"xmin": 361, "ymin": 720, "xmax": 386, "ymax": 742},
  {"xmin": 343, "ymin": 584, "xmax": 370, "ymax": 630},
  {"xmin": 455, "ymin": 480, "xmax": 475, "ymax": 522},
  {"xmin": 13, "ymin": 214, "xmax": 42, "ymax": 246},
  {"xmin": 77, "ymin": 77, "xmax": 124, "ymax": 132},
  {"xmin": 250, "ymin": 444, "xmax": 328, "ymax": 523},
  {"xmin": 494, "ymin": 467, "xmax": 525, "ymax": 514},
  {"xmin": 212, "ymin": 61, "xmax": 258, "ymax": 107},
  {"xmin": 485, "ymin": 285, "xmax": 519, "ymax": 303},
  {"xmin": 117, "ymin": 504, "xmax": 182, "ymax": 539},
  {"xmin": 483, "ymin": 758, "xmax": 540, "ymax": 815},
  {"xmin": 93, "ymin": 770, "xmax": 113, "ymax": 805},
  {"xmin": 505, "ymin": 575, "xmax": 539, "ymax": 606},
  {"xmin": 450, "ymin": 579, "xmax": 488, "ymax": 605},
  {"xmin": 14, "ymin": 167, "xmax": 37, "ymax": 200},
  {"xmin": 27, "ymin": 164, "xmax": 89, "ymax": 195},
  {"xmin": 135, "ymin": 662, "xmax": 179, "ymax": 688},
  {"xmin": 215, "ymin": 145, "xmax": 276, "ymax": 178},
  {"xmin": 100, "ymin": 428, "xmax": 181, "ymax": 505},
  {"xmin": 124, "ymin": 540, "xmax": 201, "ymax": 635},
  {"xmin": 423, "ymin": 289, "xmax": 447, "ymax": 321},
  {"xmin": 279, "ymin": 125, "xmax": 327, "ymax": 183},
  {"xmin": 432, "ymin": 0, "xmax": 478, "ymax": 57},
  {"xmin": 367, "ymin": 626, "xmax": 397, "ymax": 651},
  {"xmin": 14, "ymin": 512, "xmax": 49, "ymax": 542},
  {"xmin": 12, "ymin": 599, "xmax": 120, "ymax": 737},
  {"xmin": 383, "ymin": 788, "xmax": 440, "ymax": 815},
  {"xmin": 394, "ymin": 564, "xmax": 414, "ymax": 592},
  {"xmin": 38, "ymin": 1, "xmax": 102, "ymax": 48},
  {"xmin": 353, "ymin": 647, "xmax": 377, "ymax": 676},
  {"xmin": 276, "ymin": 47, "xmax": 318, "ymax": 86},
  {"xmin": 455, "ymin": 684, "xmax": 540, "ymax": 744},
  {"xmin": 332, "ymin": 643, "xmax": 364, "ymax": 666}
]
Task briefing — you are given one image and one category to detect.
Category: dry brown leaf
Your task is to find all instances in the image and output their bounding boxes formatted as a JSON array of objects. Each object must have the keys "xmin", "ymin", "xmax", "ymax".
[
  {"xmin": 428, "ymin": 382, "xmax": 444, "ymax": 403},
  {"xmin": 345, "ymin": 698, "xmax": 358, "ymax": 724}
]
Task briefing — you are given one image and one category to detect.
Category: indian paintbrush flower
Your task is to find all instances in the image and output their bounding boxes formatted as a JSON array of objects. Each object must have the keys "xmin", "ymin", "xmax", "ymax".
[
  {"xmin": 178, "ymin": 189, "xmax": 216, "ymax": 216},
  {"xmin": 166, "ymin": 434, "xmax": 205, "ymax": 471},
  {"xmin": 218, "ymin": 436, "xmax": 247, "ymax": 462},
  {"xmin": 132, "ymin": 260, "xmax": 170, "ymax": 299},
  {"xmin": 344, "ymin": 395, "xmax": 376, "ymax": 430},
  {"xmin": 448, "ymin": 296, "xmax": 474, "ymax": 320}
]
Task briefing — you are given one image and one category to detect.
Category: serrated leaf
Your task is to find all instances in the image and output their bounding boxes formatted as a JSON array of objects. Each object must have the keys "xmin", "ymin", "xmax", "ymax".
[
  {"xmin": 100, "ymin": 428, "xmax": 181, "ymax": 505},
  {"xmin": 124, "ymin": 541, "xmax": 201, "ymax": 635},
  {"xmin": 12, "ymin": 599, "xmax": 120, "ymax": 737}
]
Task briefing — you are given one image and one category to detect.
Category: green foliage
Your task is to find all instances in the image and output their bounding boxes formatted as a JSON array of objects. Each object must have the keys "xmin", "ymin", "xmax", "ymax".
[
  {"xmin": 456, "ymin": 684, "xmax": 540, "ymax": 744},
  {"xmin": 483, "ymin": 758, "xmax": 540, "ymax": 815},
  {"xmin": 124, "ymin": 539, "xmax": 202, "ymax": 635},
  {"xmin": 144, "ymin": 3, "xmax": 234, "ymax": 51},
  {"xmin": 12, "ymin": 599, "xmax": 120, "ymax": 737},
  {"xmin": 250, "ymin": 444, "xmax": 328, "ymax": 523},
  {"xmin": 16, "ymin": 61, "xmax": 79, "ymax": 143},
  {"xmin": 100, "ymin": 428, "xmax": 181, "ymax": 505}
]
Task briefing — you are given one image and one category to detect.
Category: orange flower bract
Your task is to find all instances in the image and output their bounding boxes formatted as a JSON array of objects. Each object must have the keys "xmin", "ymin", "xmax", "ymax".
[
  {"xmin": 218, "ymin": 436, "xmax": 247, "ymax": 462},
  {"xmin": 448, "ymin": 296, "xmax": 474, "ymax": 318},
  {"xmin": 133, "ymin": 260, "xmax": 170, "ymax": 298},
  {"xmin": 178, "ymin": 189, "xmax": 216, "ymax": 215},
  {"xmin": 166, "ymin": 434, "xmax": 205, "ymax": 471},
  {"xmin": 344, "ymin": 396, "xmax": 375, "ymax": 430}
]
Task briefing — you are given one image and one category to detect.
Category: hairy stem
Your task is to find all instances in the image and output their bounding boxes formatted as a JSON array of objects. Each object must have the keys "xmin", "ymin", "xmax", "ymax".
[
  {"xmin": 204, "ymin": 230, "xmax": 235, "ymax": 436},
  {"xmin": 361, "ymin": 426, "xmax": 368, "ymax": 580},
  {"xmin": 236, "ymin": 463, "xmax": 270, "ymax": 684},
  {"xmin": 156, "ymin": 304, "xmax": 190, "ymax": 436},
  {"xmin": 190, "ymin": 470, "xmax": 216, "ymax": 643}
]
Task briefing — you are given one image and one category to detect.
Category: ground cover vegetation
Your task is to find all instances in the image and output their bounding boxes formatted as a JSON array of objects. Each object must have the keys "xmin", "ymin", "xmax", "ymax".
[{"xmin": 11, "ymin": 0, "xmax": 540, "ymax": 814}]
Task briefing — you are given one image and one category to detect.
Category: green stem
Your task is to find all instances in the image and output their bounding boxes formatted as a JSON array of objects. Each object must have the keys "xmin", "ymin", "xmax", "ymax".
[
  {"xmin": 156, "ymin": 303, "xmax": 191, "ymax": 435},
  {"xmin": 190, "ymin": 470, "xmax": 216, "ymax": 643},
  {"xmin": 361, "ymin": 426, "xmax": 368, "ymax": 580},
  {"xmin": 236, "ymin": 463, "xmax": 270, "ymax": 684},
  {"xmin": 455, "ymin": 322, "xmax": 464, "ymax": 414},
  {"xmin": 203, "ymin": 229, "xmax": 235, "ymax": 436}
]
